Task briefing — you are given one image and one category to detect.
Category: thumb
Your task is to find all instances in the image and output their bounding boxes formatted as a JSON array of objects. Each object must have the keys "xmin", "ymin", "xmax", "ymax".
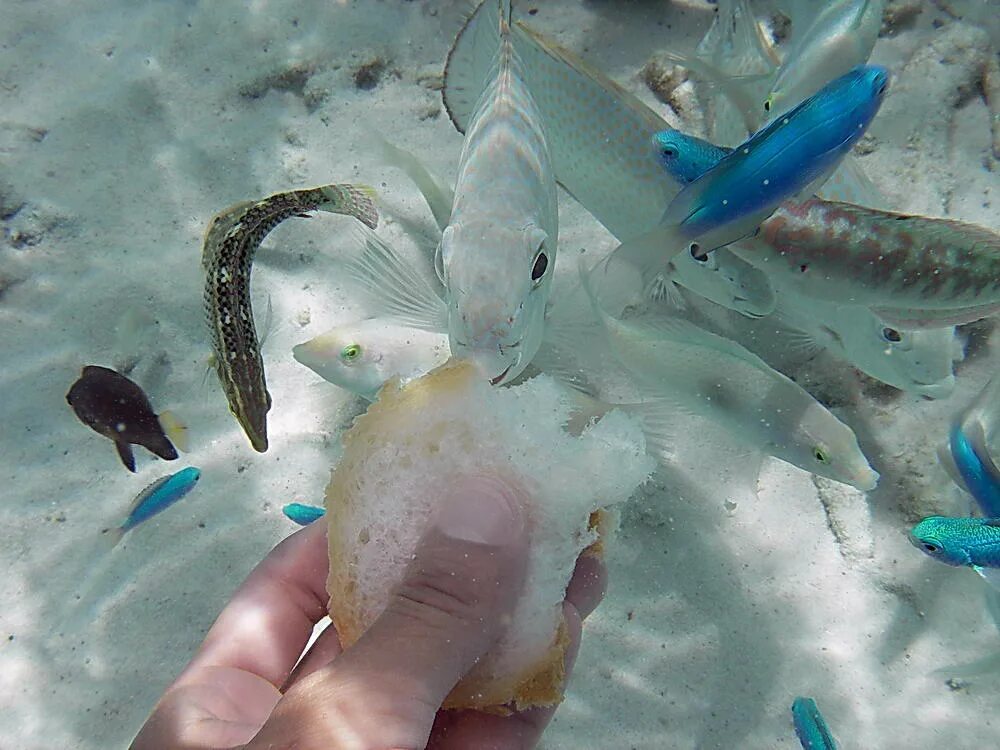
[
  {"xmin": 346, "ymin": 472, "xmax": 530, "ymax": 705},
  {"xmin": 246, "ymin": 473, "xmax": 529, "ymax": 749}
]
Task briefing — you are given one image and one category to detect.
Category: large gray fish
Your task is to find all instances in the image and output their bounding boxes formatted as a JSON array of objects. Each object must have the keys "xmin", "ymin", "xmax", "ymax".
[{"xmin": 439, "ymin": 0, "xmax": 557, "ymax": 385}]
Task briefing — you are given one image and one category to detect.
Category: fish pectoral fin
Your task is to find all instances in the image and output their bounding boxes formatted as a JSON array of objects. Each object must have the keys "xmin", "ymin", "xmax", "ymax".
[
  {"xmin": 606, "ymin": 225, "xmax": 689, "ymax": 294},
  {"xmin": 618, "ymin": 398, "xmax": 681, "ymax": 464},
  {"xmin": 115, "ymin": 441, "xmax": 137, "ymax": 473},
  {"xmin": 343, "ymin": 226, "xmax": 449, "ymax": 332},
  {"xmin": 975, "ymin": 566, "xmax": 1000, "ymax": 592}
]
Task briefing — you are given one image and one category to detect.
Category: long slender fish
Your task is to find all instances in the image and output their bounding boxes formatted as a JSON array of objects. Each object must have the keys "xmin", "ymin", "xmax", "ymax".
[
  {"xmin": 438, "ymin": 0, "xmax": 558, "ymax": 385},
  {"xmin": 730, "ymin": 199, "xmax": 1000, "ymax": 327},
  {"xmin": 940, "ymin": 377, "xmax": 1000, "ymax": 516},
  {"xmin": 609, "ymin": 65, "xmax": 888, "ymax": 286},
  {"xmin": 202, "ymin": 184, "xmax": 377, "ymax": 452},
  {"xmin": 579, "ymin": 261, "xmax": 879, "ymax": 491},
  {"xmin": 791, "ymin": 696, "xmax": 839, "ymax": 750}
]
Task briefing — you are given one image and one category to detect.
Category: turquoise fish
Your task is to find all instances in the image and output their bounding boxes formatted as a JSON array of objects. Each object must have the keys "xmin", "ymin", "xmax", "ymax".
[
  {"xmin": 107, "ymin": 467, "xmax": 201, "ymax": 546},
  {"xmin": 609, "ymin": 65, "xmax": 888, "ymax": 286},
  {"xmin": 910, "ymin": 516, "xmax": 1000, "ymax": 570},
  {"xmin": 940, "ymin": 377, "xmax": 1000, "ymax": 516},
  {"xmin": 282, "ymin": 503, "xmax": 325, "ymax": 526},
  {"xmin": 791, "ymin": 696, "xmax": 838, "ymax": 750}
]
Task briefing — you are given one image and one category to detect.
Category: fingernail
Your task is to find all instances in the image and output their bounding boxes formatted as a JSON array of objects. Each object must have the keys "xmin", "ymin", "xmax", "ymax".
[{"xmin": 432, "ymin": 474, "xmax": 525, "ymax": 545}]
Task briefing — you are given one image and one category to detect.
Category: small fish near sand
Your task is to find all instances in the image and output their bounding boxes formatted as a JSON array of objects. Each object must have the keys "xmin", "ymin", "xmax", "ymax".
[
  {"xmin": 791, "ymin": 696, "xmax": 839, "ymax": 750},
  {"xmin": 104, "ymin": 466, "xmax": 202, "ymax": 547},
  {"xmin": 66, "ymin": 365, "xmax": 180, "ymax": 472},
  {"xmin": 282, "ymin": 502, "xmax": 325, "ymax": 526},
  {"xmin": 203, "ymin": 184, "xmax": 378, "ymax": 453},
  {"xmin": 910, "ymin": 516, "xmax": 1000, "ymax": 591}
]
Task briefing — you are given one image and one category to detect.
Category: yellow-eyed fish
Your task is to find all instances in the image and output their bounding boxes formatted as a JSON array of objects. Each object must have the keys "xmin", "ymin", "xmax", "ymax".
[
  {"xmin": 66, "ymin": 365, "xmax": 179, "ymax": 473},
  {"xmin": 791, "ymin": 696, "xmax": 839, "ymax": 750},
  {"xmin": 608, "ymin": 64, "xmax": 889, "ymax": 287},
  {"xmin": 293, "ymin": 318, "xmax": 450, "ymax": 401},
  {"xmin": 579, "ymin": 261, "xmax": 879, "ymax": 491},
  {"xmin": 765, "ymin": 0, "xmax": 884, "ymax": 120},
  {"xmin": 105, "ymin": 466, "xmax": 201, "ymax": 547}
]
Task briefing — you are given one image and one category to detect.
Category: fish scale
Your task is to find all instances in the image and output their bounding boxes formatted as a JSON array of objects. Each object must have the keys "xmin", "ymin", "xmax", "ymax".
[{"xmin": 202, "ymin": 184, "xmax": 377, "ymax": 452}]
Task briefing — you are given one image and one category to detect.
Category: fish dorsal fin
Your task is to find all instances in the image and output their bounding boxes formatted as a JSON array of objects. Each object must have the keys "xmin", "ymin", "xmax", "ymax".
[
  {"xmin": 127, "ymin": 474, "xmax": 173, "ymax": 515},
  {"xmin": 343, "ymin": 227, "xmax": 449, "ymax": 332},
  {"xmin": 443, "ymin": 0, "xmax": 504, "ymax": 134}
]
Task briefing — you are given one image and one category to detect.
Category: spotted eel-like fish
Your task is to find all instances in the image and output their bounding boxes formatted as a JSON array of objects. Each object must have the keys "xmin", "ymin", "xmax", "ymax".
[{"xmin": 202, "ymin": 185, "xmax": 378, "ymax": 452}]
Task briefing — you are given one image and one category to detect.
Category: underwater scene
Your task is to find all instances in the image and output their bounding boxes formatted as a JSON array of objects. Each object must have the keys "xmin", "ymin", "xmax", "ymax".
[{"xmin": 3, "ymin": 0, "xmax": 1000, "ymax": 747}]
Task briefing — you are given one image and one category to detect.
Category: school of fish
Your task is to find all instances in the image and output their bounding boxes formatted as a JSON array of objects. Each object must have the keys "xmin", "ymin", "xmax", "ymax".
[{"xmin": 61, "ymin": 1, "xmax": 1000, "ymax": 744}]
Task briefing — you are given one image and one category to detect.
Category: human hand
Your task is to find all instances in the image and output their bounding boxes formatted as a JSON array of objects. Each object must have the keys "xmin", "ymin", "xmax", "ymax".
[{"xmin": 131, "ymin": 474, "xmax": 607, "ymax": 750}]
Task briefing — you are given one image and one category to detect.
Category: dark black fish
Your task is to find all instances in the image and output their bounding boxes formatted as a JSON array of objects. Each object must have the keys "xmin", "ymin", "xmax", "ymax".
[{"xmin": 65, "ymin": 365, "xmax": 178, "ymax": 472}]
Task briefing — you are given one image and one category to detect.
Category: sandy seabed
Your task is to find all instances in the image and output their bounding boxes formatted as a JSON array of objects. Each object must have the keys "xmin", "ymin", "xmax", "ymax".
[{"xmin": 2, "ymin": 1, "xmax": 999, "ymax": 748}]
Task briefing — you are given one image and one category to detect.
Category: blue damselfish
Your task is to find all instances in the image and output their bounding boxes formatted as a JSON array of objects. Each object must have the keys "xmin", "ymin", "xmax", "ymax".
[
  {"xmin": 282, "ymin": 502, "xmax": 326, "ymax": 526},
  {"xmin": 652, "ymin": 130, "xmax": 730, "ymax": 185},
  {"xmin": 910, "ymin": 516, "xmax": 1000, "ymax": 569},
  {"xmin": 108, "ymin": 466, "xmax": 201, "ymax": 546},
  {"xmin": 612, "ymin": 65, "xmax": 888, "ymax": 284},
  {"xmin": 791, "ymin": 696, "xmax": 838, "ymax": 750}
]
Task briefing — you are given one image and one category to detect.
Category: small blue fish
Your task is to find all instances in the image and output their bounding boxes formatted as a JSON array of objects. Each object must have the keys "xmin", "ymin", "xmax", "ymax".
[
  {"xmin": 910, "ymin": 516, "xmax": 1000, "ymax": 570},
  {"xmin": 791, "ymin": 696, "xmax": 838, "ymax": 750},
  {"xmin": 652, "ymin": 130, "xmax": 730, "ymax": 185},
  {"xmin": 282, "ymin": 502, "xmax": 325, "ymax": 526},
  {"xmin": 107, "ymin": 467, "xmax": 201, "ymax": 546},
  {"xmin": 610, "ymin": 65, "xmax": 888, "ymax": 285},
  {"xmin": 949, "ymin": 421, "xmax": 1000, "ymax": 518}
]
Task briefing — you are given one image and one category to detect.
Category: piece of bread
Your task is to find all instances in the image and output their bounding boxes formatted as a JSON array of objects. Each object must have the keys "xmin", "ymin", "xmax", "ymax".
[{"xmin": 325, "ymin": 359, "xmax": 653, "ymax": 712}]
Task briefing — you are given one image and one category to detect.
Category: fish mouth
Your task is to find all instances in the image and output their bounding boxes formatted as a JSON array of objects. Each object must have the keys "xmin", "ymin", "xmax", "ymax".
[
  {"xmin": 490, "ymin": 362, "xmax": 515, "ymax": 386},
  {"xmin": 854, "ymin": 467, "xmax": 880, "ymax": 492}
]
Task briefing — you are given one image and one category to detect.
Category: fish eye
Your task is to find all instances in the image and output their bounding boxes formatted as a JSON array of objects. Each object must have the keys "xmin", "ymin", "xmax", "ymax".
[
  {"xmin": 341, "ymin": 343, "xmax": 362, "ymax": 362},
  {"xmin": 813, "ymin": 446, "xmax": 829, "ymax": 464},
  {"xmin": 922, "ymin": 542, "xmax": 939, "ymax": 553},
  {"xmin": 763, "ymin": 97, "xmax": 771, "ymax": 112},
  {"xmin": 881, "ymin": 327, "xmax": 902, "ymax": 343},
  {"xmin": 690, "ymin": 243, "xmax": 708, "ymax": 262},
  {"xmin": 661, "ymin": 146, "xmax": 676, "ymax": 158},
  {"xmin": 531, "ymin": 250, "xmax": 549, "ymax": 283}
]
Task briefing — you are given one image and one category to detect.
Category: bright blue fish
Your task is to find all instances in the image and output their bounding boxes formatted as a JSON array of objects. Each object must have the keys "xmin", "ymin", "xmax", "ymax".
[
  {"xmin": 791, "ymin": 696, "xmax": 838, "ymax": 750},
  {"xmin": 949, "ymin": 421, "xmax": 1000, "ymax": 518},
  {"xmin": 107, "ymin": 466, "xmax": 201, "ymax": 546},
  {"xmin": 652, "ymin": 130, "xmax": 730, "ymax": 185},
  {"xmin": 282, "ymin": 502, "xmax": 325, "ymax": 526},
  {"xmin": 910, "ymin": 516, "xmax": 1000, "ymax": 570},
  {"xmin": 611, "ymin": 65, "xmax": 889, "ymax": 284}
]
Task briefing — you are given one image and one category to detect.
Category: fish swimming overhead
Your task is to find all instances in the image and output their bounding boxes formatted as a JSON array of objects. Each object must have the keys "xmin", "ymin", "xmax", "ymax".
[
  {"xmin": 293, "ymin": 318, "xmax": 450, "ymax": 401},
  {"xmin": 609, "ymin": 64, "xmax": 889, "ymax": 287},
  {"xmin": 66, "ymin": 365, "xmax": 179, "ymax": 472},
  {"xmin": 439, "ymin": 0, "xmax": 557, "ymax": 385},
  {"xmin": 910, "ymin": 516, "xmax": 1000, "ymax": 570},
  {"xmin": 202, "ymin": 184, "xmax": 378, "ymax": 453},
  {"xmin": 106, "ymin": 466, "xmax": 201, "ymax": 546},
  {"xmin": 791, "ymin": 696, "xmax": 839, "ymax": 750},
  {"xmin": 579, "ymin": 261, "xmax": 879, "ymax": 491},
  {"xmin": 765, "ymin": 0, "xmax": 884, "ymax": 120}
]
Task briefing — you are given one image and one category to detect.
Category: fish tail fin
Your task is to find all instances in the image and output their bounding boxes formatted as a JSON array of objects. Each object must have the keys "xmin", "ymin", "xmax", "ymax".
[
  {"xmin": 316, "ymin": 184, "xmax": 379, "ymax": 229},
  {"xmin": 158, "ymin": 410, "xmax": 190, "ymax": 453},
  {"xmin": 603, "ymin": 225, "xmax": 688, "ymax": 307}
]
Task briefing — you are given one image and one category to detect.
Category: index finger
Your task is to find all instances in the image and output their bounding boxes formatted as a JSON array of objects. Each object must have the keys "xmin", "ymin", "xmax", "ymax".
[{"xmin": 174, "ymin": 520, "xmax": 332, "ymax": 692}]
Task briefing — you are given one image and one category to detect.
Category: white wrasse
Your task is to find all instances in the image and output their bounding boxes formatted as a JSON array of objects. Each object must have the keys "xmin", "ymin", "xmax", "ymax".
[
  {"xmin": 580, "ymin": 261, "xmax": 879, "ymax": 491},
  {"xmin": 440, "ymin": 0, "xmax": 557, "ymax": 385},
  {"xmin": 773, "ymin": 292, "xmax": 960, "ymax": 399},
  {"xmin": 293, "ymin": 319, "xmax": 450, "ymax": 402},
  {"xmin": 765, "ymin": 0, "xmax": 885, "ymax": 120}
]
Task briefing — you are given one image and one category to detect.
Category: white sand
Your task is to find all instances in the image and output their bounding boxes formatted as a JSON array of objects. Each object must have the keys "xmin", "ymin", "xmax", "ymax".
[{"xmin": 1, "ymin": 1, "xmax": 998, "ymax": 747}]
